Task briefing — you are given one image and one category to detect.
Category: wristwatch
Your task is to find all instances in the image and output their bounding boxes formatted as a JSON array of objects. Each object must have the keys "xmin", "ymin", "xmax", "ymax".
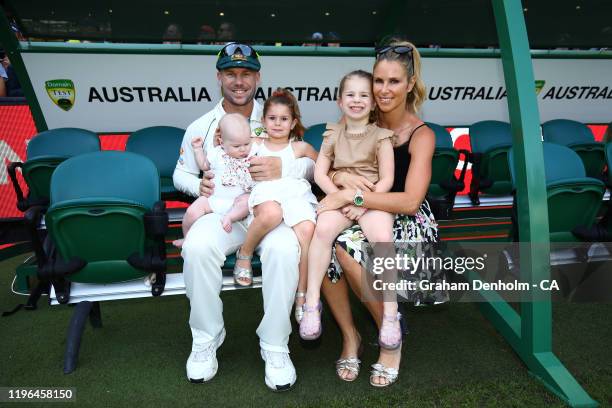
[{"xmin": 353, "ymin": 189, "xmax": 364, "ymax": 207}]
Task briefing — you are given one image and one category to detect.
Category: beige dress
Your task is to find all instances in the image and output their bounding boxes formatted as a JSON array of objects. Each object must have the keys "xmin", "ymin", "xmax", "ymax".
[{"xmin": 320, "ymin": 123, "xmax": 394, "ymax": 184}]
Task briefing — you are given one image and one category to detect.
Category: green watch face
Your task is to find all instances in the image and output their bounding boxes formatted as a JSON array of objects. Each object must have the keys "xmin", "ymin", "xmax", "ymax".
[{"xmin": 354, "ymin": 195, "xmax": 364, "ymax": 206}]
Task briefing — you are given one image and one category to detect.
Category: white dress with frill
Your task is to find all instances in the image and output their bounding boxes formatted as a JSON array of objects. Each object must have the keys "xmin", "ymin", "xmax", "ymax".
[{"xmin": 247, "ymin": 141, "xmax": 318, "ymax": 226}]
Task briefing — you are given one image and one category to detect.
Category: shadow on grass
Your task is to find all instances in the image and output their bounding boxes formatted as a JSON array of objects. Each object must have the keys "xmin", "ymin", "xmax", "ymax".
[{"xmin": 0, "ymin": 254, "xmax": 610, "ymax": 407}]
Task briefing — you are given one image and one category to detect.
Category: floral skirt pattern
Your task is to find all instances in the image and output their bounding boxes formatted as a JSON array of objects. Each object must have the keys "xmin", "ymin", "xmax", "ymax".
[{"xmin": 327, "ymin": 200, "xmax": 449, "ymax": 305}]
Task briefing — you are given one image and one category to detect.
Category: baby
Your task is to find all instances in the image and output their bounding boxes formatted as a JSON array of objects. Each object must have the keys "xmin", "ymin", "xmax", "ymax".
[{"xmin": 173, "ymin": 113, "xmax": 256, "ymax": 247}]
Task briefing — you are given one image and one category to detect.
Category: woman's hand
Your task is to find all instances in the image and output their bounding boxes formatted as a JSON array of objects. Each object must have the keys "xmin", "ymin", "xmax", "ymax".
[
  {"xmin": 342, "ymin": 205, "xmax": 367, "ymax": 221},
  {"xmin": 335, "ymin": 172, "xmax": 375, "ymax": 192},
  {"xmin": 317, "ymin": 189, "xmax": 353, "ymax": 214}
]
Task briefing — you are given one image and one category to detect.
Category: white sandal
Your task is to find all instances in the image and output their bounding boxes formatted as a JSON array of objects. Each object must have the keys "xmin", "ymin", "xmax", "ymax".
[
  {"xmin": 233, "ymin": 247, "xmax": 253, "ymax": 287},
  {"xmin": 294, "ymin": 292, "xmax": 306, "ymax": 323},
  {"xmin": 336, "ymin": 357, "xmax": 361, "ymax": 382},
  {"xmin": 369, "ymin": 363, "xmax": 399, "ymax": 388}
]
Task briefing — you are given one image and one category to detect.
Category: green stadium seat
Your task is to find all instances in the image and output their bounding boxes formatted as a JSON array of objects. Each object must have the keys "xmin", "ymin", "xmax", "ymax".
[
  {"xmin": 25, "ymin": 151, "xmax": 169, "ymax": 373},
  {"xmin": 302, "ymin": 123, "xmax": 326, "ymax": 198},
  {"xmin": 542, "ymin": 119, "xmax": 605, "ymax": 179},
  {"xmin": 468, "ymin": 120, "xmax": 513, "ymax": 205},
  {"xmin": 7, "ymin": 128, "xmax": 100, "ymax": 212},
  {"xmin": 6, "ymin": 129, "xmax": 101, "ymax": 305},
  {"xmin": 573, "ymin": 142, "xmax": 612, "ymax": 241},
  {"xmin": 125, "ymin": 126, "xmax": 186, "ymax": 201},
  {"xmin": 508, "ymin": 142, "xmax": 605, "ymax": 242},
  {"xmin": 426, "ymin": 122, "xmax": 468, "ymax": 220},
  {"xmin": 303, "ymin": 123, "xmax": 326, "ymax": 152},
  {"xmin": 597, "ymin": 141, "xmax": 612, "ymax": 237},
  {"xmin": 45, "ymin": 151, "xmax": 167, "ymax": 291},
  {"xmin": 605, "ymin": 142, "xmax": 612, "ymax": 187}
]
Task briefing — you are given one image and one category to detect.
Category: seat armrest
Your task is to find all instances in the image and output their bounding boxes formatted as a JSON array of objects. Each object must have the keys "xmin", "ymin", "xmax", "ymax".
[
  {"xmin": 7, "ymin": 161, "xmax": 26, "ymax": 211},
  {"xmin": 23, "ymin": 205, "xmax": 47, "ymax": 267}
]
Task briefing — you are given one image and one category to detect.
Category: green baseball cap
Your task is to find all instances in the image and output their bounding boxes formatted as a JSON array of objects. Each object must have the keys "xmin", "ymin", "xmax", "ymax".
[{"xmin": 216, "ymin": 43, "xmax": 261, "ymax": 72}]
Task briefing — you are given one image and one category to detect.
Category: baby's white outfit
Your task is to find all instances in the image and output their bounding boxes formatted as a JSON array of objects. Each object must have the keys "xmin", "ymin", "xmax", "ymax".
[
  {"xmin": 207, "ymin": 145, "xmax": 256, "ymax": 214},
  {"xmin": 248, "ymin": 141, "xmax": 318, "ymax": 226}
]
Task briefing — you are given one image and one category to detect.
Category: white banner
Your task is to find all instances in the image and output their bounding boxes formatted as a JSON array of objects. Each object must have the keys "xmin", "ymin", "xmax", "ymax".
[{"xmin": 21, "ymin": 53, "xmax": 612, "ymax": 132}]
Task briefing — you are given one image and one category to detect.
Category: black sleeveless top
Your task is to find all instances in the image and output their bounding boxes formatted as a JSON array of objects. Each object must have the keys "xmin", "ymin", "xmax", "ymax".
[{"xmin": 391, "ymin": 123, "xmax": 428, "ymax": 193}]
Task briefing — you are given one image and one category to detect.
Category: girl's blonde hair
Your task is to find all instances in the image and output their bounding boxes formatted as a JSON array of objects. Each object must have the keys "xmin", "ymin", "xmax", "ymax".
[
  {"xmin": 374, "ymin": 39, "xmax": 426, "ymax": 113},
  {"xmin": 263, "ymin": 88, "xmax": 305, "ymax": 140}
]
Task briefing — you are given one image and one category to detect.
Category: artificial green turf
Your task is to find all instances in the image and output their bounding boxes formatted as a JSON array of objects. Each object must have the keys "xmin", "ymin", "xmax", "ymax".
[{"xmin": 1, "ymin": 254, "xmax": 610, "ymax": 407}]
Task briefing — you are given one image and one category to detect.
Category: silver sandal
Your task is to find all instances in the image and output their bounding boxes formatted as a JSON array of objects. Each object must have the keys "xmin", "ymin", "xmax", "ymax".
[
  {"xmin": 294, "ymin": 292, "xmax": 305, "ymax": 323},
  {"xmin": 369, "ymin": 363, "xmax": 399, "ymax": 388},
  {"xmin": 336, "ymin": 357, "xmax": 361, "ymax": 382},
  {"xmin": 233, "ymin": 247, "xmax": 253, "ymax": 286}
]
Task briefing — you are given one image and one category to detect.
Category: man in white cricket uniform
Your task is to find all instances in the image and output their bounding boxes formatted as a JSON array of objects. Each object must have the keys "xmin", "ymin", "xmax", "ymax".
[{"xmin": 173, "ymin": 43, "xmax": 314, "ymax": 391}]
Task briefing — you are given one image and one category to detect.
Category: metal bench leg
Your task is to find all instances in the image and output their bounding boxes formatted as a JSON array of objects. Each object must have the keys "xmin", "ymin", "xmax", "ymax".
[
  {"xmin": 63, "ymin": 301, "xmax": 93, "ymax": 374},
  {"xmin": 88, "ymin": 301, "xmax": 102, "ymax": 328}
]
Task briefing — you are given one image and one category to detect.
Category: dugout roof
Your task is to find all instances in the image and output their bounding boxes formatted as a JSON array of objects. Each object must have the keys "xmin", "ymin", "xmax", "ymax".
[{"xmin": 1, "ymin": 0, "xmax": 611, "ymax": 48}]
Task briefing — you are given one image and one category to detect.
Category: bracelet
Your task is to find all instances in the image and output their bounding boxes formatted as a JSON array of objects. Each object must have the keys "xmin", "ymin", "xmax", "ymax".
[{"xmin": 330, "ymin": 171, "xmax": 339, "ymax": 184}]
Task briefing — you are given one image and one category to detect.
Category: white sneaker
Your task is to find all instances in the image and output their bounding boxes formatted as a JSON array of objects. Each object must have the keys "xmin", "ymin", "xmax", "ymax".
[
  {"xmin": 186, "ymin": 327, "xmax": 226, "ymax": 383},
  {"xmin": 260, "ymin": 349, "xmax": 296, "ymax": 392}
]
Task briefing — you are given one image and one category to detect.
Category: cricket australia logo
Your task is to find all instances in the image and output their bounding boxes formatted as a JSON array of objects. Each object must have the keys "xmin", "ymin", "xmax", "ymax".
[
  {"xmin": 535, "ymin": 80, "xmax": 546, "ymax": 96},
  {"xmin": 45, "ymin": 79, "xmax": 75, "ymax": 111},
  {"xmin": 252, "ymin": 127, "xmax": 266, "ymax": 137}
]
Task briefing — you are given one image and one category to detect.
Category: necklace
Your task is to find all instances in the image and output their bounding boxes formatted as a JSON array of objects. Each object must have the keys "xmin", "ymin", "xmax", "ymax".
[
  {"xmin": 379, "ymin": 112, "xmax": 421, "ymax": 146},
  {"xmin": 394, "ymin": 122, "xmax": 414, "ymax": 135},
  {"xmin": 391, "ymin": 121, "xmax": 419, "ymax": 147}
]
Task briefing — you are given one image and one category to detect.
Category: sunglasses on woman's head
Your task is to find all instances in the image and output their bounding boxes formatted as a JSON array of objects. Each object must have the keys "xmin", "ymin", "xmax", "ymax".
[
  {"xmin": 375, "ymin": 45, "xmax": 413, "ymax": 57},
  {"xmin": 218, "ymin": 43, "xmax": 260, "ymax": 59},
  {"xmin": 375, "ymin": 45, "xmax": 414, "ymax": 75}
]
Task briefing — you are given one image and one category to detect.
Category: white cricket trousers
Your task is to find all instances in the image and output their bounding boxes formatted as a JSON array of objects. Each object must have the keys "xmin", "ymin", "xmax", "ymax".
[{"xmin": 181, "ymin": 212, "xmax": 299, "ymax": 353}]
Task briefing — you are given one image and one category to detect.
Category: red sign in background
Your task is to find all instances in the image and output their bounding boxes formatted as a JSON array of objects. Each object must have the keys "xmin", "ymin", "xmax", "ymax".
[
  {"xmin": 0, "ymin": 105, "xmax": 189, "ymax": 219},
  {"xmin": 0, "ymin": 104, "xmax": 609, "ymax": 219}
]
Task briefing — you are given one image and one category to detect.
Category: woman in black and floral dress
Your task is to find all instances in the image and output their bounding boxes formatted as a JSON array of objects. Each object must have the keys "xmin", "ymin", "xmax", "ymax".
[{"xmin": 317, "ymin": 39, "xmax": 443, "ymax": 387}]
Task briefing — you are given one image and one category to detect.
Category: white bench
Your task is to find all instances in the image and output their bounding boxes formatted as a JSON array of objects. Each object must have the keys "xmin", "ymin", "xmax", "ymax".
[{"xmin": 48, "ymin": 192, "xmax": 611, "ymax": 305}]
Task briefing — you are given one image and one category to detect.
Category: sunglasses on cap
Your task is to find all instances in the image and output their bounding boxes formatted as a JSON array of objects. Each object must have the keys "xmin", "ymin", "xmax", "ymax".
[{"xmin": 218, "ymin": 43, "xmax": 260, "ymax": 59}]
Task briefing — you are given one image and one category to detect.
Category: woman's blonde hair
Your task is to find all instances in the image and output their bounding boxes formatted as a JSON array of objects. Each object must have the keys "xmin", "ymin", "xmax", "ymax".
[{"xmin": 373, "ymin": 39, "xmax": 426, "ymax": 113}]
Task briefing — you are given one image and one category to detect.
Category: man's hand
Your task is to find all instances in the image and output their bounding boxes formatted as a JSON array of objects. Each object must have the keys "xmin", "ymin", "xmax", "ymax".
[
  {"xmin": 335, "ymin": 172, "xmax": 375, "ymax": 192},
  {"xmin": 249, "ymin": 156, "xmax": 282, "ymax": 181},
  {"xmin": 199, "ymin": 170, "xmax": 215, "ymax": 197}
]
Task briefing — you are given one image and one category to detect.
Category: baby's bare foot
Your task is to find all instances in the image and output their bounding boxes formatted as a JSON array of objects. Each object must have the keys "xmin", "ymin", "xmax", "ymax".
[{"xmin": 172, "ymin": 238, "xmax": 184, "ymax": 248}]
